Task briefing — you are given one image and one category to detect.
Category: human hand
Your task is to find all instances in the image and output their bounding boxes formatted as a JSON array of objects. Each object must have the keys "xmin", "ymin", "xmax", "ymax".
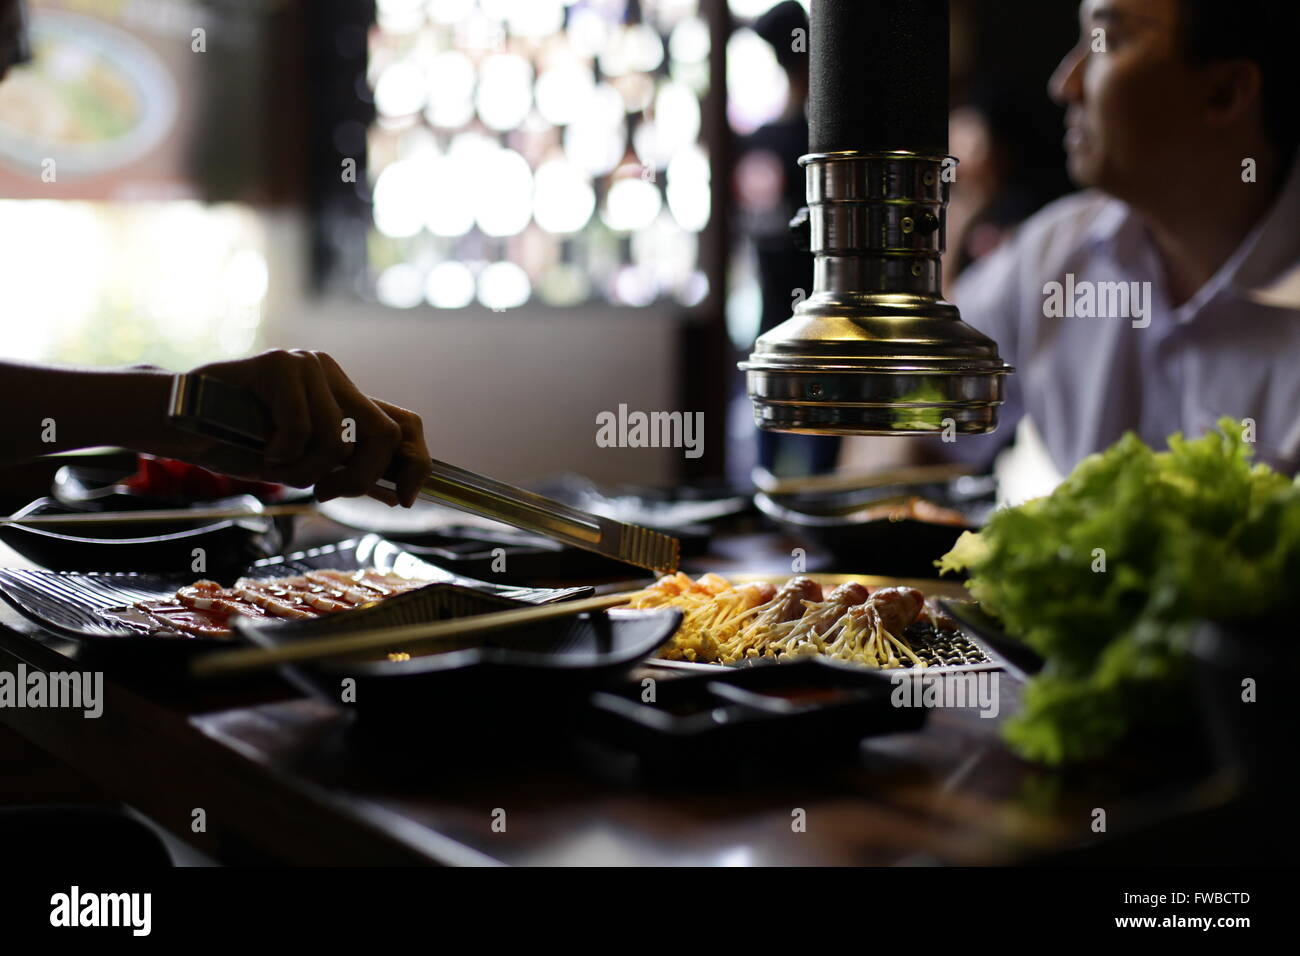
[{"xmin": 151, "ymin": 350, "xmax": 431, "ymax": 507}]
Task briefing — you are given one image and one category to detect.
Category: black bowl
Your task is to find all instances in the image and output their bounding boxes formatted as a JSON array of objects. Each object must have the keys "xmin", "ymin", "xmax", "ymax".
[
  {"xmin": 0, "ymin": 494, "xmax": 285, "ymax": 575},
  {"xmin": 52, "ymin": 463, "xmax": 310, "ymax": 545},
  {"xmin": 752, "ymin": 474, "xmax": 995, "ymax": 575},
  {"xmin": 1190, "ymin": 619, "xmax": 1298, "ymax": 795}
]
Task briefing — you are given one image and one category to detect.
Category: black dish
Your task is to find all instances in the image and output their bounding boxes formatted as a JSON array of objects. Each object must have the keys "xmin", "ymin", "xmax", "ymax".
[
  {"xmin": 230, "ymin": 602, "xmax": 683, "ymax": 725},
  {"xmin": 0, "ymin": 494, "xmax": 285, "ymax": 575},
  {"xmin": 753, "ymin": 476, "xmax": 995, "ymax": 578},
  {"xmin": 52, "ymin": 462, "xmax": 310, "ymax": 547},
  {"xmin": 323, "ymin": 521, "xmax": 714, "ymax": 585},
  {"xmin": 582, "ymin": 657, "xmax": 927, "ymax": 782},
  {"xmin": 0, "ymin": 534, "xmax": 590, "ymax": 678},
  {"xmin": 1190, "ymin": 618, "xmax": 1297, "ymax": 794},
  {"xmin": 319, "ymin": 476, "xmax": 743, "ymax": 583},
  {"xmin": 389, "ymin": 525, "xmax": 675, "ymax": 584}
]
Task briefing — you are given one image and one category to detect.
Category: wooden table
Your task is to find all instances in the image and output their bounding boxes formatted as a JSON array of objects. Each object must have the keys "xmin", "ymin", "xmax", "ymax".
[{"xmin": 0, "ymin": 528, "xmax": 1233, "ymax": 866}]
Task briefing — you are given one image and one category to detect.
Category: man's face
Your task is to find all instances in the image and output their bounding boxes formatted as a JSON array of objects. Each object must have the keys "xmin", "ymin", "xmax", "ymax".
[
  {"xmin": 1, "ymin": 0, "xmax": 30, "ymax": 83},
  {"xmin": 1049, "ymin": 0, "xmax": 1206, "ymax": 200}
]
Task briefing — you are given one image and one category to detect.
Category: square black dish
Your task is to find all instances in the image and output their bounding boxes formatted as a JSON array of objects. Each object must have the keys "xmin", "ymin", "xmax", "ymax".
[
  {"xmin": 582, "ymin": 657, "xmax": 928, "ymax": 781},
  {"xmin": 0, "ymin": 534, "xmax": 590, "ymax": 676},
  {"xmin": 230, "ymin": 602, "xmax": 684, "ymax": 726},
  {"xmin": 0, "ymin": 494, "xmax": 288, "ymax": 575}
]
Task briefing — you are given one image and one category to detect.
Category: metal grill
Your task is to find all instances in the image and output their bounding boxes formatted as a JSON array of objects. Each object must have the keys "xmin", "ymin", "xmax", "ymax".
[{"xmin": 902, "ymin": 621, "xmax": 992, "ymax": 668}]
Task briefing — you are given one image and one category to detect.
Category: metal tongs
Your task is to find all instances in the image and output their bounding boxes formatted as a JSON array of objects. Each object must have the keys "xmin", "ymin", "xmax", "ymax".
[{"xmin": 167, "ymin": 373, "xmax": 679, "ymax": 574}]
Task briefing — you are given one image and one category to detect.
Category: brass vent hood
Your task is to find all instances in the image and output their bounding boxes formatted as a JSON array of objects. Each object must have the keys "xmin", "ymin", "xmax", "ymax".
[{"xmin": 740, "ymin": 0, "xmax": 1012, "ymax": 436}]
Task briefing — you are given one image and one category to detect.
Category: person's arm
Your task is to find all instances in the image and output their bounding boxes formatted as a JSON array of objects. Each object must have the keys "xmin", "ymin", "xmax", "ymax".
[
  {"xmin": 0, "ymin": 350, "xmax": 432, "ymax": 506},
  {"xmin": 1, "ymin": 361, "xmax": 172, "ymax": 464}
]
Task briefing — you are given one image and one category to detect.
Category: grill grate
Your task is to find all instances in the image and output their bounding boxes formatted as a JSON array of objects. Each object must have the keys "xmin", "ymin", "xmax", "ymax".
[{"xmin": 902, "ymin": 621, "xmax": 991, "ymax": 668}]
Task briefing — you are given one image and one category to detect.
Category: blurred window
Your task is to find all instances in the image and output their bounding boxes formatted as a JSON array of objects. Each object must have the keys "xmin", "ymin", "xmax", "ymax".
[
  {"xmin": 367, "ymin": 0, "xmax": 711, "ymax": 310},
  {"xmin": 0, "ymin": 198, "xmax": 265, "ymax": 367},
  {"xmin": 0, "ymin": 0, "xmax": 271, "ymax": 368}
]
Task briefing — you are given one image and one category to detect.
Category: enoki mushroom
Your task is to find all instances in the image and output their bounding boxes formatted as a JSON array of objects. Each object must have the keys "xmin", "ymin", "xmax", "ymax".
[
  {"xmin": 745, "ymin": 582, "xmax": 870, "ymax": 661},
  {"xmin": 714, "ymin": 578, "xmax": 820, "ymax": 662},
  {"xmin": 820, "ymin": 603, "xmax": 927, "ymax": 669},
  {"xmin": 627, "ymin": 573, "xmax": 930, "ymax": 668},
  {"xmin": 628, "ymin": 573, "xmax": 773, "ymax": 662}
]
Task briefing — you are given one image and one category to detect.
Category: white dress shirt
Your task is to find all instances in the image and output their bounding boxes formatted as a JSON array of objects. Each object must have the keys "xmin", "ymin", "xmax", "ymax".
[{"xmin": 949, "ymin": 154, "xmax": 1300, "ymax": 478}]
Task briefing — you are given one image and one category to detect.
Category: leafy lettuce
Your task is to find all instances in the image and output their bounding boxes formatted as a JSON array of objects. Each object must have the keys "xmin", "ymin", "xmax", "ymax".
[{"xmin": 937, "ymin": 419, "xmax": 1300, "ymax": 764}]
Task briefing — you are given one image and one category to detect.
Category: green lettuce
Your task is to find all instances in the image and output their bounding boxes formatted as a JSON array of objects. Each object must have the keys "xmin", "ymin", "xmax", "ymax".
[{"xmin": 938, "ymin": 419, "xmax": 1300, "ymax": 764}]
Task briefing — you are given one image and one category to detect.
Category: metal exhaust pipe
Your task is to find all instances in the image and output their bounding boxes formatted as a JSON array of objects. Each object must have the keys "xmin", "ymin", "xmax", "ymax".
[{"xmin": 740, "ymin": 0, "xmax": 1012, "ymax": 436}]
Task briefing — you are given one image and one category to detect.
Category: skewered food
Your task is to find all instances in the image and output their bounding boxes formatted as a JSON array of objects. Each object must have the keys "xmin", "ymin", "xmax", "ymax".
[
  {"xmin": 627, "ymin": 573, "xmax": 945, "ymax": 668},
  {"xmin": 124, "ymin": 569, "xmax": 432, "ymax": 638}
]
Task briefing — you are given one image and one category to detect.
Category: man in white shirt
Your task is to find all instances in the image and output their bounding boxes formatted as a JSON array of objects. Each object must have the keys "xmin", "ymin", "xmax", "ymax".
[{"xmin": 850, "ymin": 0, "xmax": 1300, "ymax": 487}]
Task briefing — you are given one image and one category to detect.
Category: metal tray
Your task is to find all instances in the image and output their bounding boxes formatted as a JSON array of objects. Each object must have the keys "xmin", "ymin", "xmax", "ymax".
[
  {"xmin": 629, "ymin": 572, "xmax": 998, "ymax": 674},
  {"xmin": 937, "ymin": 599, "xmax": 1045, "ymax": 679}
]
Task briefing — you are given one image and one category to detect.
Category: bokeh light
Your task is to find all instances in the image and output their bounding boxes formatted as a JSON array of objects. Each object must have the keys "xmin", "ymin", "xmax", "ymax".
[
  {"xmin": 368, "ymin": 0, "xmax": 709, "ymax": 309},
  {"xmin": 477, "ymin": 261, "xmax": 532, "ymax": 309},
  {"xmin": 535, "ymin": 57, "xmax": 595, "ymax": 126},
  {"xmin": 425, "ymin": 51, "xmax": 476, "ymax": 128},
  {"xmin": 426, "ymin": 260, "xmax": 477, "ymax": 308},
  {"xmin": 475, "ymin": 54, "xmax": 534, "ymax": 131},
  {"xmin": 726, "ymin": 28, "xmax": 787, "ymax": 135},
  {"xmin": 376, "ymin": 262, "xmax": 426, "ymax": 308},
  {"xmin": 372, "ymin": 159, "xmax": 429, "ymax": 238},
  {"xmin": 666, "ymin": 143, "xmax": 711, "ymax": 233},
  {"xmin": 475, "ymin": 148, "xmax": 534, "ymax": 236},
  {"xmin": 533, "ymin": 158, "xmax": 595, "ymax": 234},
  {"xmin": 602, "ymin": 176, "xmax": 663, "ymax": 233},
  {"xmin": 374, "ymin": 59, "xmax": 427, "ymax": 117}
]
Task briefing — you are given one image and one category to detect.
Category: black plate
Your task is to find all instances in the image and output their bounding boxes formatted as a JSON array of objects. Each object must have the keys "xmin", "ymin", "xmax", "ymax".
[
  {"xmin": 50, "ymin": 462, "xmax": 311, "ymax": 546},
  {"xmin": 231, "ymin": 603, "xmax": 683, "ymax": 723},
  {"xmin": 582, "ymin": 657, "xmax": 927, "ymax": 781},
  {"xmin": 0, "ymin": 534, "xmax": 590, "ymax": 676},
  {"xmin": 0, "ymin": 494, "xmax": 286, "ymax": 575},
  {"xmin": 936, "ymin": 599, "xmax": 1044, "ymax": 679},
  {"xmin": 319, "ymin": 477, "xmax": 742, "ymax": 583},
  {"xmin": 753, "ymin": 477, "xmax": 995, "ymax": 579},
  {"xmin": 319, "ymin": 521, "xmax": 715, "ymax": 584},
  {"xmin": 386, "ymin": 526, "xmax": 676, "ymax": 583}
]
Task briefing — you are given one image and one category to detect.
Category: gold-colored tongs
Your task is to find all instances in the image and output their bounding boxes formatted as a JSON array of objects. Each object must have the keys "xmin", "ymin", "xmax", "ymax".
[{"xmin": 167, "ymin": 373, "xmax": 679, "ymax": 574}]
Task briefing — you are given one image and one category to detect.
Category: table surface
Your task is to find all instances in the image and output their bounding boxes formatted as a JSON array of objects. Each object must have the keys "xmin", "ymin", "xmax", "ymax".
[{"xmin": 0, "ymin": 524, "xmax": 1225, "ymax": 866}]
